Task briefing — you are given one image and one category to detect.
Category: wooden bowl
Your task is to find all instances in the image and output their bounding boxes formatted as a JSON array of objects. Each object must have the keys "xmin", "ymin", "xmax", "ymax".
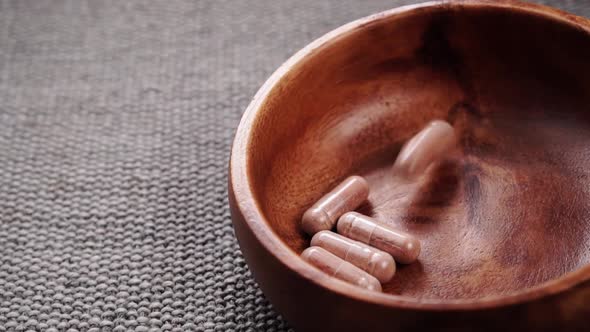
[{"xmin": 229, "ymin": 1, "xmax": 590, "ymax": 330}]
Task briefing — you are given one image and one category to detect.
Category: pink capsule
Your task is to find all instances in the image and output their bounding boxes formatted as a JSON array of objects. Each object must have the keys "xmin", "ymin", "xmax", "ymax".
[
  {"xmin": 311, "ymin": 230, "xmax": 395, "ymax": 283},
  {"xmin": 337, "ymin": 212, "xmax": 421, "ymax": 264},
  {"xmin": 393, "ymin": 120, "xmax": 456, "ymax": 179},
  {"xmin": 301, "ymin": 246, "xmax": 382, "ymax": 292},
  {"xmin": 301, "ymin": 175, "xmax": 369, "ymax": 235}
]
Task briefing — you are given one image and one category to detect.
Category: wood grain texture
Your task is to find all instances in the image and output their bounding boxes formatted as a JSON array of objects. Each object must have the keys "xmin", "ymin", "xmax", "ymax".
[{"xmin": 229, "ymin": 1, "xmax": 590, "ymax": 330}]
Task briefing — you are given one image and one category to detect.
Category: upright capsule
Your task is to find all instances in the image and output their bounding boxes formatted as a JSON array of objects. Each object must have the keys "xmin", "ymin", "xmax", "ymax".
[
  {"xmin": 301, "ymin": 175, "xmax": 369, "ymax": 235},
  {"xmin": 311, "ymin": 230, "xmax": 396, "ymax": 283},
  {"xmin": 301, "ymin": 246, "xmax": 382, "ymax": 292},
  {"xmin": 337, "ymin": 212, "xmax": 421, "ymax": 264},
  {"xmin": 393, "ymin": 120, "xmax": 456, "ymax": 179}
]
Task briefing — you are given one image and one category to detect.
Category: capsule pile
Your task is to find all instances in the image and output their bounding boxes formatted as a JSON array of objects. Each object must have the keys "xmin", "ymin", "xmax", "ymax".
[{"xmin": 300, "ymin": 120, "xmax": 456, "ymax": 292}]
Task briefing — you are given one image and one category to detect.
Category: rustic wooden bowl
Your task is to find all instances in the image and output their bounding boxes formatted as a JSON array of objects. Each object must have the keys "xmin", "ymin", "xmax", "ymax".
[{"xmin": 229, "ymin": 1, "xmax": 590, "ymax": 330}]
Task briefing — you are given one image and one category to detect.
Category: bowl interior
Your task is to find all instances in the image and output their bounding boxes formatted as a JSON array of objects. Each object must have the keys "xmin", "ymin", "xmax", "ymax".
[{"xmin": 247, "ymin": 4, "xmax": 590, "ymax": 300}]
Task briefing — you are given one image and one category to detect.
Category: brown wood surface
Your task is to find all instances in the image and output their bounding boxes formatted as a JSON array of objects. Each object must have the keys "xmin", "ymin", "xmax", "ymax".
[{"xmin": 229, "ymin": 1, "xmax": 590, "ymax": 330}]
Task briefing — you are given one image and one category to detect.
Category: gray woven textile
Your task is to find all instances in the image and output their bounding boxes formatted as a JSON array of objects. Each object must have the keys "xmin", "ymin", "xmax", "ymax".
[{"xmin": 0, "ymin": 1, "xmax": 588, "ymax": 331}]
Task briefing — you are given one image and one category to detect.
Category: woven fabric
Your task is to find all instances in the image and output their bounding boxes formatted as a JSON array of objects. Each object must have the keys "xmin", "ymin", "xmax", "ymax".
[{"xmin": 0, "ymin": 1, "xmax": 587, "ymax": 331}]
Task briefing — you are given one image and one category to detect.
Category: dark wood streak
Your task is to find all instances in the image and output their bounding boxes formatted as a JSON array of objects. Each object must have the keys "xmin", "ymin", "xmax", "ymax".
[
  {"xmin": 462, "ymin": 163, "xmax": 483, "ymax": 226},
  {"xmin": 229, "ymin": 1, "xmax": 590, "ymax": 330}
]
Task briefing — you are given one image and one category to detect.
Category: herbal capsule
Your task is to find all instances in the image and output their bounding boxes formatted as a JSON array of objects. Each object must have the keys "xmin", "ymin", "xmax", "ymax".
[
  {"xmin": 337, "ymin": 212, "xmax": 421, "ymax": 264},
  {"xmin": 393, "ymin": 120, "xmax": 456, "ymax": 178},
  {"xmin": 301, "ymin": 175, "xmax": 369, "ymax": 235},
  {"xmin": 301, "ymin": 246, "xmax": 382, "ymax": 292},
  {"xmin": 311, "ymin": 230, "xmax": 395, "ymax": 283}
]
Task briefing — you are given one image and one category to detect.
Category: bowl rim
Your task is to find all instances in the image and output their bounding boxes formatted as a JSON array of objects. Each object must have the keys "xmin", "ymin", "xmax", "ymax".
[{"xmin": 229, "ymin": 0, "xmax": 590, "ymax": 311}]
